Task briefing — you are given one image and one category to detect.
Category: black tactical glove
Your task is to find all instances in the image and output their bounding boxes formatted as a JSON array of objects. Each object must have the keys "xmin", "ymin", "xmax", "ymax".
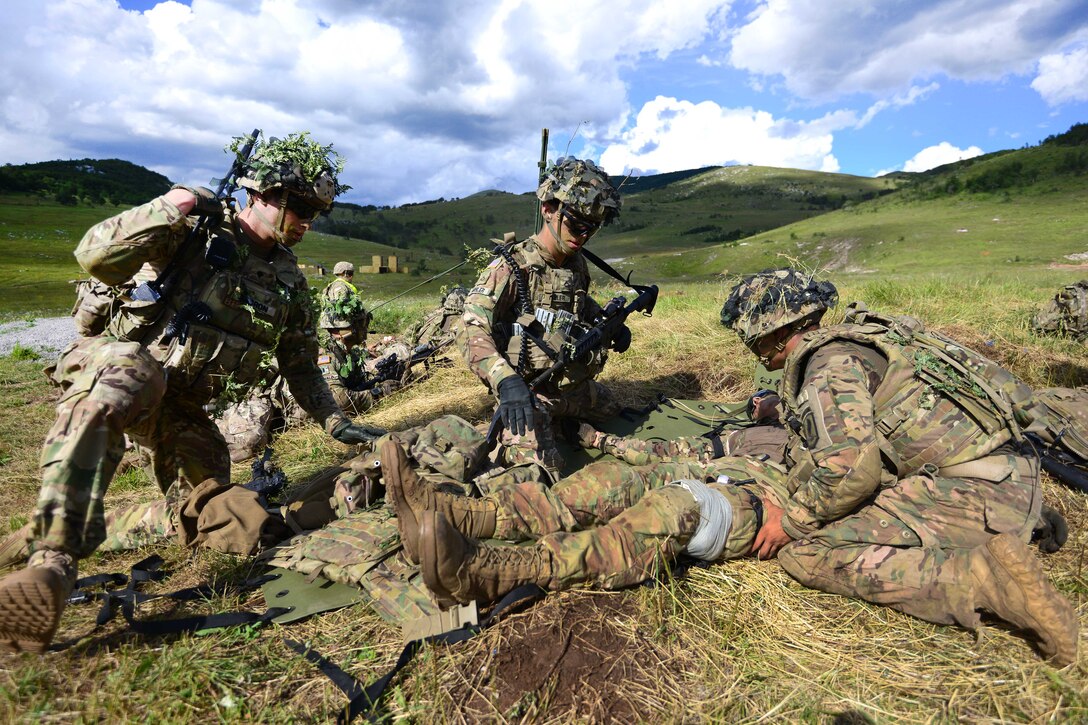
[
  {"xmin": 331, "ymin": 418, "xmax": 387, "ymax": 445},
  {"xmin": 610, "ymin": 323, "xmax": 632, "ymax": 353},
  {"xmin": 496, "ymin": 375, "xmax": 535, "ymax": 437},
  {"xmin": 1032, "ymin": 504, "xmax": 1069, "ymax": 554},
  {"xmin": 170, "ymin": 184, "xmax": 222, "ymax": 219}
]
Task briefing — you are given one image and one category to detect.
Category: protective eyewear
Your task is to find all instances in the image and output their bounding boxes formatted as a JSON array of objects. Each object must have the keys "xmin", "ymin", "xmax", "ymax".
[
  {"xmin": 559, "ymin": 208, "xmax": 601, "ymax": 237},
  {"xmin": 284, "ymin": 194, "xmax": 325, "ymax": 221}
]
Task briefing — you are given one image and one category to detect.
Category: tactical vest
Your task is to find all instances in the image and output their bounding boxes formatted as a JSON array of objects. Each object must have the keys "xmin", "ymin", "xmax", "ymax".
[
  {"xmin": 102, "ymin": 213, "xmax": 306, "ymax": 401},
  {"xmin": 780, "ymin": 304, "xmax": 1033, "ymax": 474},
  {"xmin": 1032, "ymin": 280, "xmax": 1088, "ymax": 338},
  {"xmin": 318, "ymin": 340, "xmax": 370, "ymax": 390},
  {"xmin": 496, "ymin": 238, "xmax": 606, "ymax": 385}
]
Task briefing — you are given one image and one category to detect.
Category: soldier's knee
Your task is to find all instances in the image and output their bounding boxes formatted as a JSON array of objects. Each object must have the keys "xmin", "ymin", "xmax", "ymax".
[{"xmin": 777, "ymin": 538, "xmax": 830, "ymax": 587}]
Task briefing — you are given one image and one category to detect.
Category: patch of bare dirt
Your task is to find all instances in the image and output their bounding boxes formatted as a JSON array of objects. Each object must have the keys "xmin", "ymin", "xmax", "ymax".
[{"xmin": 447, "ymin": 593, "xmax": 671, "ymax": 722}]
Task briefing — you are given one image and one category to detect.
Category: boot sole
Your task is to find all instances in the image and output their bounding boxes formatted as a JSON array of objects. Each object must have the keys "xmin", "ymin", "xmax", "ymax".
[
  {"xmin": 0, "ymin": 573, "xmax": 64, "ymax": 653},
  {"xmin": 986, "ymin": 533, "xmax": 1078, "ymax": 666}
]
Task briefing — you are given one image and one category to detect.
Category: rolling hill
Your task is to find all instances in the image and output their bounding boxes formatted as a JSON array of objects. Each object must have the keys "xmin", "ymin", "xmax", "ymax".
[{"xmin": 1, "ymin": 122, "xmax": 1086, "ymax": 320}]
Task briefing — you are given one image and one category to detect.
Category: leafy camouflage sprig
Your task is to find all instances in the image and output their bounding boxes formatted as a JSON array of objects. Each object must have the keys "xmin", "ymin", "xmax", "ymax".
[{"xmin": 227, "ymin": 131, "xmax": 352, "ymax": 197}]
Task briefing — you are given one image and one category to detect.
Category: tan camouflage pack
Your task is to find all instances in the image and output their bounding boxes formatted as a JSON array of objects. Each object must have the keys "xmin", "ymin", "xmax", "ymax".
[
  {"xmin": 1027, "ymin": 387, "xmax": 1088, "ymax": 462},
  {"xmin": 1032, "ymin": 281, "xmax": 1088, "ymax": 338}
]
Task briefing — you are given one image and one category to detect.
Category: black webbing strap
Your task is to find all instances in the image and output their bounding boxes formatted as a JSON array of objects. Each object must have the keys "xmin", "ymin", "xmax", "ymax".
[
  {"xmin": 289, "ymin": 584, "xmax": 547, "ymax": 724},
  {"xmin": 580, "ymin": 247, "xmax": 635, "ymax": 287},
  {"xmin": 68, "ymin": 555, "xmax": 285, "ymax": 634}
]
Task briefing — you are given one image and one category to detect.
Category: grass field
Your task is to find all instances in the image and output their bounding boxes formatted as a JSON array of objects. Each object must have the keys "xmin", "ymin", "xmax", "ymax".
[{"xmin": 1, "ymin": 269, "xmax": 1087, "ymax": 722}]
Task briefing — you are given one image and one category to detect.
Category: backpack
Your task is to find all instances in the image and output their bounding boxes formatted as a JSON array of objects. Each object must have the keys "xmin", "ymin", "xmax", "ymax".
[{"xmin": 1032, "ymin": 281, "xmax": 1088, "ymax": 338}]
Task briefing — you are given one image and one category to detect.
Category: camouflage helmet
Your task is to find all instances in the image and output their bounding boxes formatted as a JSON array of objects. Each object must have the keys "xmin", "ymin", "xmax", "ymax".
[
  {"xmin": 720, "ymin": 268, "xmax": 838, "ymax": 345},
  {"xmin": 441, "ymin": 285, "xmax": 468, "ymax": 313},
  {"xmin": 536, "ymin": 156, "xmax": 621, "ymax": 225},
  {"xmin": 236, "ymin": 131, "xmax": 348, "ymax": 211},
  {"xmin": 333, "ymin": 261, "xmax": 354, "ymax": 275}
]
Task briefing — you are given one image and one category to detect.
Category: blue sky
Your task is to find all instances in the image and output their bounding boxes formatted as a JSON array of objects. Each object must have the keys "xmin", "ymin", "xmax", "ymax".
[{"xmin": 2, "ymin": 0, "xmax": 1086, "ymax": 206}]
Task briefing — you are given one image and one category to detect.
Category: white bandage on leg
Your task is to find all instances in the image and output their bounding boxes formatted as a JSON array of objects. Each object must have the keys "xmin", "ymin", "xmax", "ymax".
[{"xmin": 671, "ymin": 479, "xmax": 733, "ymax": 561}]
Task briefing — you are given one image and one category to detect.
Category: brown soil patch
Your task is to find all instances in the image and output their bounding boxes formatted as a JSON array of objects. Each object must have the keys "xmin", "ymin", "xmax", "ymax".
[{"xmin": 445, "ymin": 592, "xmax": 672, "ymax": 722}]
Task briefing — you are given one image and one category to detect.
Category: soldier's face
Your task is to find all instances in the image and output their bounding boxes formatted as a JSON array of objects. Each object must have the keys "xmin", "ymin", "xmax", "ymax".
[
  {"xmin": 750, "ymin": 332, "xmax": 788, "ymax": 370},
  {"xmin": 557, "ymin": 207, "xmax": 600, "ymax": 254}
]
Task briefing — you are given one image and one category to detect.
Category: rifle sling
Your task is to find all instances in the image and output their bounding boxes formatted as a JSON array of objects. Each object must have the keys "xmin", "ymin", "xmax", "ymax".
[
  {"xmin": 287, "ymin": 584, "xmax": 546, "ymax": 724},
  {"xmin": 580, "ymin": 247, "xmax": 632, "ymax": 287}
]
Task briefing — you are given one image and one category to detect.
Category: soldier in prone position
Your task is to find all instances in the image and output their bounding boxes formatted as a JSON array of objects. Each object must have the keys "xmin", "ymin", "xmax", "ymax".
[
  {"xmin": 404, "ymin": 268, "xmax": 1079, "ymax": 667},
  {"xmin": 459, "ymin": 157, "xmax": 627, "ymax": 477},
  {"xmin": 0, "ymin": 133, "xmax": 384, "ymax": 653}
]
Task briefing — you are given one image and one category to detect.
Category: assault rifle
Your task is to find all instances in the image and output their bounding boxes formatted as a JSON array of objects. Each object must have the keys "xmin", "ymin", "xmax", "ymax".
[
  {"xmin": 486, "ymin": 282, "xmax": 659, "ymax": 444},
  {"xmin": 1026, "ymin": 433, "xmax": 1088, "ymax": 494},
  {"xmin": 132, "ymin": 129, "xmax": 260, "ymax": 303},
  {"xmin": 349, "ymin": 339, "xmax": 453, "ymax": 393}
]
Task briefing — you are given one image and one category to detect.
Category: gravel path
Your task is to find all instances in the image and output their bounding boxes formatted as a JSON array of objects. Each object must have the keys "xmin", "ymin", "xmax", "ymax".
[{"xmin": 0, "ymin": 316, "xmax": 79, "ymax": 358}]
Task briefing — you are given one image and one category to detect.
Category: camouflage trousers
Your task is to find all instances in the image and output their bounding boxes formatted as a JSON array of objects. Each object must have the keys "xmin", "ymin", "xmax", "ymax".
[
  {"xmin": 482, "ymin": 456, "xmax": 790, "ymax": 591},
  {"xmin": 596, "ymin": 424, "xmax": 790, "ymax": 467},
  {"xmin": 498, "ymin": 379, "xmax": 620, "ymax": 475},
  {"xmin": 777, "ymin": 453, "xmax": 1041, "ymax": 629},
  {"xmin": 36, "ymin": 336, "xmax": 230, "ymax": 558}
]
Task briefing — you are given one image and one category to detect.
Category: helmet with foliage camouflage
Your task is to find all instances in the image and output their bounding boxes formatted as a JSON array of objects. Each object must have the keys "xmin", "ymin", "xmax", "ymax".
[
  {"xmin": 536, "ymin": 156, "xmax": 621, "ymax": 225},
  {"xmin": 236, "ymin": 131, "xmax": 349, "ymax": 211},
  {"xmin": 720, "ymin": 268, "xmax": 838, "ymax": 345},
  {"xmin": 442, "ymin": 285, "xmax": 468, "ymax": 313}
]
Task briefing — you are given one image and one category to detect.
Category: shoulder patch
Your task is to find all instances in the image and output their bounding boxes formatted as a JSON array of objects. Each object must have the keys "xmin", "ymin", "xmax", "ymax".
[
  {"xmin": 486, "ymin": 257, "xmax": 503, "ymax": 269},
  {"xmin": 317, "ymin": 354, "xmax": 331, "ymax": 365}
]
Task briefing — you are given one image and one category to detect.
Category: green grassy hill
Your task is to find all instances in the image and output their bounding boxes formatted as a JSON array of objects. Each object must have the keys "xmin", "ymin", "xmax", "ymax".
[
  {"xmin": 0, "ymin": 158, "xmax": 172, "ymax": 206},
  {"xmin": 2, "ymin": 123, "xmax": 1086, "ymax": 321}
]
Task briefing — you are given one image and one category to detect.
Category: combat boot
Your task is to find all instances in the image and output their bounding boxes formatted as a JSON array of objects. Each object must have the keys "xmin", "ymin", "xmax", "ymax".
[
  {"xmin": 0, "ymin": 549, "xmax": 77, "ymax": 653},
  {"xmin": 418, "ymin": 510, "xmax": 553, "ymax": 609},
  {"xmin": 382, "ymin": 440, "xmax": 497, "ymax": 564},
  {"xmin": 970, "ymin": 533, "xmax": 1078, "ymax": 666},
  {"xmin": 0, "ymin": 521, "xmax": 32, "ymax": 569}
]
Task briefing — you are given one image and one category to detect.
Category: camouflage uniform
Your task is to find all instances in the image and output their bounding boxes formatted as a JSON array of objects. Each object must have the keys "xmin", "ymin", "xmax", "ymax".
[
  {"xmin": 410, "ymin": 286, "xmax": 467, "ymax": 351},
  {"xmin": 35, "ymin": 196, "xmax": 348, "ymax": 559},
  {"xmin": 459, "ymin": 157, "xmax": 623, "ymax": 475},
  {"xmin": 717, "ymin": 271, "xmax": 1076, "ymax": 657},
  {"xmin": 475, "ymin": 455, "xmax": 789, "ymax": 589},
  {"xmin": 460, "ymin": 237, "xmax": 619, "ymax": 471},
  {"xmin": 587, "ymin": 424, "xmax": 789, "ymax": 467},
  {"xmin": 1031, "ymin": 280, "xmax": 1088, "ymax": 338}
]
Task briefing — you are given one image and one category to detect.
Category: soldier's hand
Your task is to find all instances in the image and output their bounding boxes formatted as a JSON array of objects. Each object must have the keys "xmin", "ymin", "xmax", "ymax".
[
  {"xmin": 610, "ymin": 323, "xmax": 632, "ymax": 353},
  {"xmin": 496, "ymin": 376, "xmax": 535, "ymax": 437},
  {"xmin": 751, "ymin": 499, "xmax": 792, "ymax": 559},
  {"xmin": 169, "ymin": 184, "xmax": 223, "ymax": 220},
  {"xmin": 331, "ymin": 419, "xmax": 387, "ymax": 445}
]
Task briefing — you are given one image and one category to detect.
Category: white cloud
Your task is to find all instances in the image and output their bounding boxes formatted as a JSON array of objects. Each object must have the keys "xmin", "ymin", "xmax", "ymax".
[
  {"xmin": 0, "ymin": 0, "xmax": 733, "ymax": 204},
  {"xmin": 729, "ymin": 0, "xmax": 1088, "ymax": 101},
  {"xmin": 1032, "ymin": 46, "xmax": 1088, "ymax": 104},
  {"xmin": 901, "ymin": 142, "xmax": 984, "ymax": 172},
  {"xmin": 598, "ymin": 96, "xmax": 847, "ymax": 175}
]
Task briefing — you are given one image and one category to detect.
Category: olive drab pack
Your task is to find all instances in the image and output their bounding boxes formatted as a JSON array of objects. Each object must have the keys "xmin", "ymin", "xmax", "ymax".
[
  {"xmin": 779, "ymin": 302, "xmax": 1037, "ymax": 473},
  {"xmin": 1032, "ymin": 281, "xmax": 1088, "ymax": 339}
]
